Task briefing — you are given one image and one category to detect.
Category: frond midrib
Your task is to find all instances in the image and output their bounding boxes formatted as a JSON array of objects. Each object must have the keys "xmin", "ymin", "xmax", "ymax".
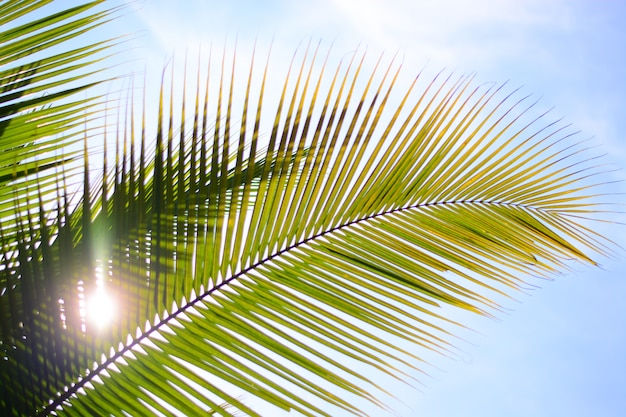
[{"xmin": 39, "ymin": 196, "xmax": 561, "ymax": 415}]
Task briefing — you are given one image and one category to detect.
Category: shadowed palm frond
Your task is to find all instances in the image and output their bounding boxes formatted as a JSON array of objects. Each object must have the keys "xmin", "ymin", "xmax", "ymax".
[
  {"xmin": 0, "ymin": 1, "xmax": 121, "ymax": 414},
  {"xmin": 0, "ymin": 6, "xmax": 619, "ymax": 416}
]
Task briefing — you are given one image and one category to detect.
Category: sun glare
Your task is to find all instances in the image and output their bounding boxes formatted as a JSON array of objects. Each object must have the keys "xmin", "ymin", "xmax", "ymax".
[{"xmin": 86, "ymin": 288, "xmax": 116, "ymax": 328}]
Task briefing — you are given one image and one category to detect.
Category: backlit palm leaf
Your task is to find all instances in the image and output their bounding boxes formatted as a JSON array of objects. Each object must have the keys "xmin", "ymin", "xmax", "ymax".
[
  {"xmin": 0, "ymin": 4, "xmax": 617, "ymax": 417},
  {"xmin": 0, "ymin": 0, "xmax": 118, "ymax": 414}
]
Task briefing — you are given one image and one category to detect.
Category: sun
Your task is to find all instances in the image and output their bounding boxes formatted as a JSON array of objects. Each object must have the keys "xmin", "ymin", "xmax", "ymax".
[{"xmin": 86, "ymin": 288, "xmax": 116, "ymax": 328}]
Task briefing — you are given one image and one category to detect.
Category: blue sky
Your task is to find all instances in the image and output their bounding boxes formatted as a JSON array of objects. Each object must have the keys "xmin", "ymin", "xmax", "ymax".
[{"xmin": 99, "ymin": 1, "xmax": 626, "ymax": 415}]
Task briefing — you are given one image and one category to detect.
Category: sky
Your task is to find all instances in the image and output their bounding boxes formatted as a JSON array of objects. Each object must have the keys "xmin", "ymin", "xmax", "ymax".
[{"xmin": 86, "ymin": 0, "xmax": 626, "ymax": 415}]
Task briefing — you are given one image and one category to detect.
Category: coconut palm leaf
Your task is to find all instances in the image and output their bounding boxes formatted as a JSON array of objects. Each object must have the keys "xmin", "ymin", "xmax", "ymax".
[
  {"xmin": 0, "ymin": 0, "xmax": 118, "ymax": 234},
  {"xmin": 0, "ymin": 1, "xmax": 120, "ymax": 414},
  {"xmin": 1, "ymin": 4, "xmax": 618, "ymax": 416}
]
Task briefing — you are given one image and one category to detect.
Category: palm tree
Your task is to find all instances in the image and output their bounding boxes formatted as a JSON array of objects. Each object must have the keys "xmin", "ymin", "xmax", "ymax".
[{"xmin": 0, "ymin": 1, "xmax": 618, "ymax": 416}]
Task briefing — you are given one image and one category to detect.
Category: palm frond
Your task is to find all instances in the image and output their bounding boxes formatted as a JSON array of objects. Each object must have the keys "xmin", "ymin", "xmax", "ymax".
[
  {"xmin": 0, "ymin": 1, "xmax": 120, "ymax": 414},
  {"xmin": 21, "ymin": 44, "xmax": 615, "ymax": 416},
  {"xmin": 1, "ymin": 19, "xmax": 618, "ymax": 416}
]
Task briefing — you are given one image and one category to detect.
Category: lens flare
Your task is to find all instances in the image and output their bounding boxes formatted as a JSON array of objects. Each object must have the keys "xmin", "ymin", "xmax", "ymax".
[{"xmin": 86, "ymin": 288, "xmax": 115, "ymax": 328}]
